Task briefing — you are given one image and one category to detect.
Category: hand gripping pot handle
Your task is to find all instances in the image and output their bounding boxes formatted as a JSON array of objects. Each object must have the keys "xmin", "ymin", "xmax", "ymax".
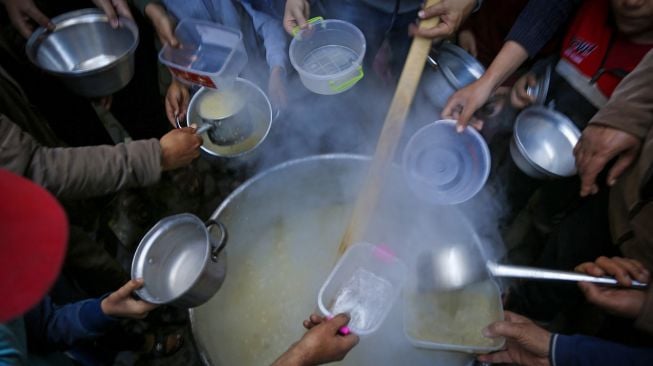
[{"xmin": 205, "ymin": 219, "xmax": 228, "ymax": 262}]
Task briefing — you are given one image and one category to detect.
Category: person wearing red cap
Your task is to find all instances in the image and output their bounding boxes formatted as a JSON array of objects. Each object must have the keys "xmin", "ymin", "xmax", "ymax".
[{"xmin": 0, "ymin": 169, "xmax": 174, "ymax": 364}]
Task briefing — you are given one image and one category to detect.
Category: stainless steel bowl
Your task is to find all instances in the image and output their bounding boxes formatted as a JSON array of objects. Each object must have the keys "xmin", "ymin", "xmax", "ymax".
[
  {"xmin": 186, "ymin": 78, "xmax": 273, "ymax": 158},
  {"xmin": 26, "ymin": 9, "xmax": 139, "ymax": 98},
  {"xmin": 510, "ymin": 106, "xmax": 581, "ymax": 179}
]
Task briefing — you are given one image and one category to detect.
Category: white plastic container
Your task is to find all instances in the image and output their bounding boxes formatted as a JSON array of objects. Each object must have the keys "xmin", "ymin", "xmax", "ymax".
[
  {"xmin": 159, "ymin": 19, "xmax": 247, "ymax": 89},
  {"xmin": 289, "ymin": 18, "xmax": 366, "ymax": 95},
  {"xmin": 318, "ymin": 242, "xmax": 406, "ymax": 335},
  {"xmin": 403, "ymin": 279, "xmax": 505, "ymax": 354}
]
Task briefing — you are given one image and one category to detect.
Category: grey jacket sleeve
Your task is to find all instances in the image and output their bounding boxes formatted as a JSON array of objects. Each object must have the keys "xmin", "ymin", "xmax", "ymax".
[
  {"xmin": 0, "ymin": 115, "xmax": 162, "ymax": 200},
  {"xmin": 506, "ymin": 0, "xmax": 580, "ymax": 58}
]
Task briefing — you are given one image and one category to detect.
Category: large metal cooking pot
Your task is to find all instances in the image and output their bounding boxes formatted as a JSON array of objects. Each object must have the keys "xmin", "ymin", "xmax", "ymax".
[
  {"xmin": 190, "ymin": 154, "xmax": 498, "ymax": 366},
  {"xmin": 132, "ymin": 214, "xmax": 227, "ymax": 308},
  {"xmin": 421, "ymin": 42, "xmax": 485, "ymax": 113},
  {"xmin": 26, "ymin": 9, "xmax": 139, "ymax": 98}
]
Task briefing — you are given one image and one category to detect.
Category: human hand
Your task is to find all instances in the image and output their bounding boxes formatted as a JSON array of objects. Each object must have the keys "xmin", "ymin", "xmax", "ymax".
[
  {"xmin": 144, "ymin": 2, "xmax": 179, "ymax": 47},
  {"xmin": 575, "ymin": 256, "xmax": 649, "ymax": 318},
  {"xmin": 573, "ymin": 125, "xmax": 641, "ymax": 197},
  {"xmin": 1, "ymin": 0, "xmax": 54, "ymax": 38},
  {"xmin": 283, "ymin": 0, "xmax": 310, "ymax": 35},
  {"xmin": 101, "ymin": 279, "xmax": 158, "ymax": 319},
  {"xmin": 409, "ymin": 0, "xmax": 476, "ymax": 40},
  {"xmin": 165, "ymin": 79, "xmax": 190, "ymax": 126},
  {"xmin": 268, "ymin": 66, "xmax": 288, "ymax": 111},
  {"xmin": 159, "ymin": 127, "xmax": 202, "ymax": 171},
  {"xmin": 457, "ymin": 29, "xmax": 477, "ymax": 57},
  {"xmin": 477, "ymin": 311, "xmax": 551, "ymax": 366},
  {"xmin": 91, "ymin": 0, "xmax": 133, "ymax": 28},
  {"xmin": 273, "ymin": 314, "xmax": 359, "ymax": 366},
  {"xmin": 442, "ymin": 77, "xmax": 494, "ymax": 131},
  {"xmin": 510, "ymin": 73, "xmax": 538, "ymax": 109}
]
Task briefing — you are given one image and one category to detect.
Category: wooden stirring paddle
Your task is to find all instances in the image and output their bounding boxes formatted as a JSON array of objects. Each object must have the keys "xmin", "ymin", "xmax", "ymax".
[{"xmin": 338, "ymin": 0, "xmax": 442, "ymax": 255}]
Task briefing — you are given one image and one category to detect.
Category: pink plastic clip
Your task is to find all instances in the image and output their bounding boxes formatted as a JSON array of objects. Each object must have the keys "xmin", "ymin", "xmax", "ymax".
[
  {"xmin": 326, "ymin": 315, "xmax": 352, "ymax": 335},
  {"xmin": 373, "ymin": 244, "xmax": 396, "ymax": 263}
]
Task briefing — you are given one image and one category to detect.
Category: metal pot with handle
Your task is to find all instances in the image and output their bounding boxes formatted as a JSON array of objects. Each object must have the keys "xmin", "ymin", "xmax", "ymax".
[
  {"xmin": 131, "ymin": 213, "xmax": 228, "ymax": 308},
  {"xmin": 421, "ymin": 42, "xmax": 485, "ymax": 113}
]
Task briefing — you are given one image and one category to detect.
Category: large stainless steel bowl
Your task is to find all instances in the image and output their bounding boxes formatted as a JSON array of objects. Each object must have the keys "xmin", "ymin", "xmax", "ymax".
[
  {"xmin": 510, "ymin": 106, "xmax": 581, "ymax": 179},
  {"xmin": 190, "ymin": 154, "xmax": 500, "ymax": 366},
  {"xmin": 26, "ymin": 9, "xmax": 139, "ymax": 98}
]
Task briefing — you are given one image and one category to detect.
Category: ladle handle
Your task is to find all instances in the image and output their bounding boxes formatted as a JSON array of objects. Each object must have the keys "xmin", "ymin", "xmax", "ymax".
[{"xmin": 487, "ymin": 262, "xmax": 648, "ymax": 290}]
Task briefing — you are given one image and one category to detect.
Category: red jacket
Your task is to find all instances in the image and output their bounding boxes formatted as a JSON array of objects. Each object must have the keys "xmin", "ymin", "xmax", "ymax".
[{"xmin": 556, "ymin": 0, "xmax": 652, "ymax": 107}]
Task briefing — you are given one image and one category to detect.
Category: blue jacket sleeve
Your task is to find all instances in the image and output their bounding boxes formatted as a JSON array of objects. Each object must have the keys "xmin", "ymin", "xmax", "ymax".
[
  {"xmin": 505, "ymin": 0, "xmax": 580, "ymax": 58},
  {"xmin": 240, "ymin": 0, "xmax": 289, "ymax": 72},
  {"xmin": 23, "ymin": 296, "xmax": 119, "ymax": 352},
  {"xmin": 552, "ymin": 334, "xmax": 653, "ymax": 366}
]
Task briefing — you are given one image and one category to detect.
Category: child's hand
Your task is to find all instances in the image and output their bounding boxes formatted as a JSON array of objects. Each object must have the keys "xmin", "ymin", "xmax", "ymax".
[
  {"xmin": 165, "ymin": 79, "xmax": 190, "ymax": 126},
  {"xmin": 101, "ymin": 279, "xmax": 158, "ymax": 319},
  {"xmin": 145, "ymin": 2, "xmax": 179, "ymax": 47},
  {"xmin": 283, "ymin": 0, "xmax": 310, "ymax": 35},
  {"xmin": 510, "ymin": 73, "xmax": 538, "ymax": 110}
]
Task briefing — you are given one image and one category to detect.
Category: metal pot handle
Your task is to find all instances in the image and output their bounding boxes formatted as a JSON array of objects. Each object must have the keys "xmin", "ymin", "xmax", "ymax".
[
  {"xmin": 426, "ymin": 55, "xmax": 439, "ymax": 69},
  {"xmin": 205, "ymin": 219, "xmax": 228, "ymax": 262}
]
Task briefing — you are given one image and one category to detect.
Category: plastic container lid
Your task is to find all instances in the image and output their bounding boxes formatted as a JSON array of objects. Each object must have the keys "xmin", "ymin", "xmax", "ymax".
[
  {"xmin": 318, "ymin": 243, "xmax": 407, "ymax": 335},
  {"xmin": 159, "ymin": 19, "xmax": 247, "ymax": 89},
  {"xmin": 402, "ymin": 120, "xmax": 491, "ymax": 205},
  {"xmin": 403, "ymin": 278, "xmax": 505, "ymax": 353}
]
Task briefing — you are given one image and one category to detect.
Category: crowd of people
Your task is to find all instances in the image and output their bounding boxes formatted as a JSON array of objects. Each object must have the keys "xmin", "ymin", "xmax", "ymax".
[{"xmin": 0, "ymin": 0, "xmax": 652, "ymax": 365}]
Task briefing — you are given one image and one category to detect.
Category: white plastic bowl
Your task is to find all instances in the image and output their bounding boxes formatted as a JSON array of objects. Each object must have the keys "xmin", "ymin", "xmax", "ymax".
[
  {"xmin": 404, "ymin": 279, "xmax": 505, "ymax": 354},
  {"xmin": 318, "ymin": 242, "xmax": 406, "ymax": 335},
  {"xmin": 289, "ymin": 18, "xmax": 366, "ymax": 95},
  {"xmin": 402, "ymin": 120, "xmax": 491, "ymax": 205}
]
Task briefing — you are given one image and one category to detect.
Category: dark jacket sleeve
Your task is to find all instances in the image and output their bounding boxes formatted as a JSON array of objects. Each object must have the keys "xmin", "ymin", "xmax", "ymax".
[
  {"xmin": 23, "ymin": 296, "xmax": 118, "ymax": 352},
  {"xmin": 505, "ymin": 0, "xmax": 580, "ymax": 57},
  {"xmin": 551, "ymin": 334, "xmax": 653, "ymax": 366},
  {"xmin": 0, "ymin": 115, "xmax": 162, "ymax": 200}
]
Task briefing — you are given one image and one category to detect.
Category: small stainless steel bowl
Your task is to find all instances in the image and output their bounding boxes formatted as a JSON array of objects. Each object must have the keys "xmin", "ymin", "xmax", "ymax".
[
  {"xmin": 26, "ymin": 9, "xmax": 139, "ymax": 98},
  {"xmin": 511, "ymin": 106, "xmax": 581, "ymax": 179}
]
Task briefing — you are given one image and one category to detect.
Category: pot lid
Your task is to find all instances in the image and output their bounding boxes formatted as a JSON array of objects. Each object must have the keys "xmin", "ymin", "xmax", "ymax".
[{"xmin": 429, "ymin": 42, "xmax": 485, "ymax": 90}]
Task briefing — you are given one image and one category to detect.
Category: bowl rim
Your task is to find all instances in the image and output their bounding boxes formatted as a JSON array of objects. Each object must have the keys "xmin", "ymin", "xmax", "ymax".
[
  {"xmin": 25, "ymin": 8, "xmax": 139, "ymax": 76},
  {"xmin": 402, "ymin": 119, "xmax": 491, "ymax": 205},
  {"xmin": 513, "ymin": 106, "xmax": 580, "ymax": 178}
]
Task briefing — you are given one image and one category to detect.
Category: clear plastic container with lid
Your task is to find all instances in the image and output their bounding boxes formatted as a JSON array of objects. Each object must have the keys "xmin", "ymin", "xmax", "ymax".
[
  {"xmin": 159, "ymin": 19, "xmax": 247, "ymax": 89},
  {"xmin": 317, "ymin": 242, "xmax": 406, "ymax": 335}
]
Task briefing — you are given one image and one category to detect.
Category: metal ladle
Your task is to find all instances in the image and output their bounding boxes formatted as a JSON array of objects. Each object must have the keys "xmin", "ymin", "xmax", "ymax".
[
  {"xmin": 420, "ymin": 243, "xmax": 648, "ymax": 291},
  {"xmin": 199, "ymin": 104, "xmax": 255, "ymax": 146}
]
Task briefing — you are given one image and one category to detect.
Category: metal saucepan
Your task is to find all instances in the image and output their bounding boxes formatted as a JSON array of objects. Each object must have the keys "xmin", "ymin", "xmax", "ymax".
[
  {"xmin": 421, "ymin": 243, "xmax": 648, "ymax": 291},
  {"xmin": 421, "ymin": 42, "xmax": 485, "ymax": 113},
  {"xmin": 132, "ymin": 213, "xmax": 228, "ymax": 308}
]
